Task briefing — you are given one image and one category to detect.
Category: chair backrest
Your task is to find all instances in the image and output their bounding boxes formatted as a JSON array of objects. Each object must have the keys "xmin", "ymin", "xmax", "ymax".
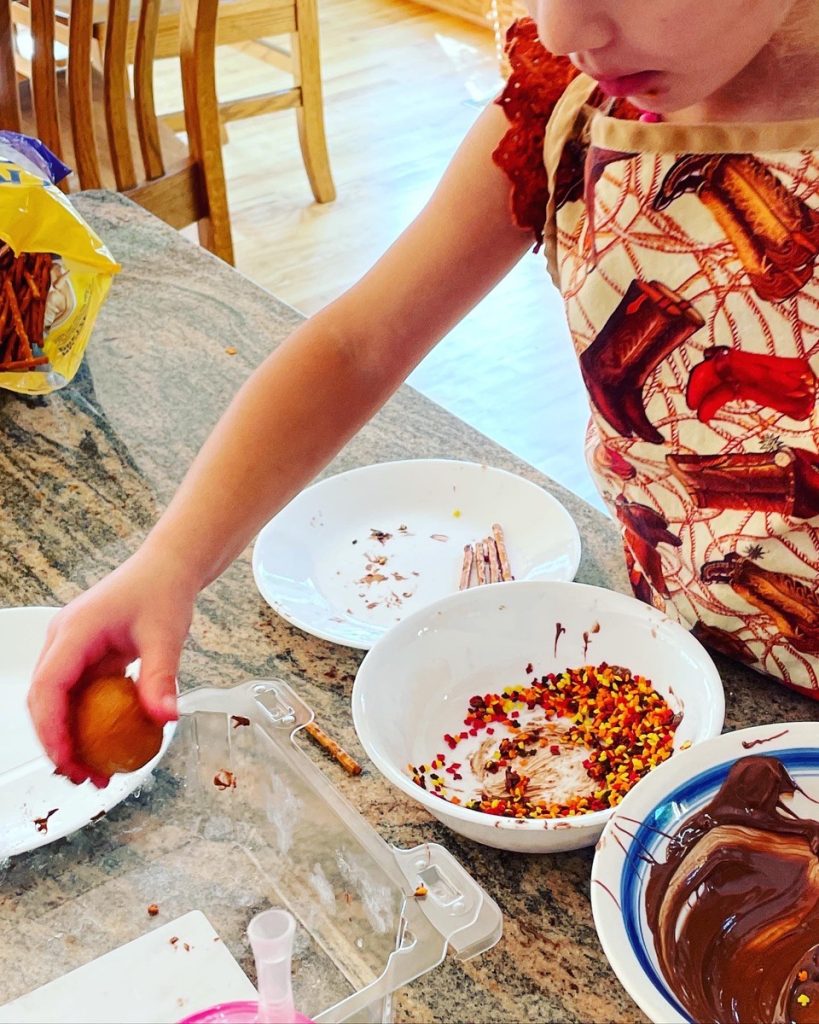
[{"xmin": 0, "ymin": 0, "xmax": 234, "ymax": 262}]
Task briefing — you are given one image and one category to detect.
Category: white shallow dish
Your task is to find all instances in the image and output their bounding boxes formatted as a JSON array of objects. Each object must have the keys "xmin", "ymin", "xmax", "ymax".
[
  {"xmin": 591, "ymin": 722, "xmax": 819, "ymax": 1024},
  {"xmin": 0, "ymin": 606, "xmax": 174, "ymax": 860},
  {"xmin": 352, "ymin": 580, "xmax": 724, "ymax": 853},
  {"xmin": 252, "ymin": 459, "xmax": 581, "ymax": 650}
]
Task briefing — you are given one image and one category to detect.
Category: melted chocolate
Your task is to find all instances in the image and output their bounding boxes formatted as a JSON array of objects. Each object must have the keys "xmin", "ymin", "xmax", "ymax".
[
  {"xmin": 645, "ymin": 757, "xmax": 819, "ymax": 1024},
  {"xmin": 593, "ymin": 878, "xmax": 620, "ymax": 909},
  {"xmin": 742, "ymin": 728, "xmax": 790, "ymax": 750},
  {"xmin": 33, "ymin": 808, "xmax": 58, "ymax": 833},
  {"xmin": 582, "ymin": 622, "xmax": 600, "ymax": 661}
]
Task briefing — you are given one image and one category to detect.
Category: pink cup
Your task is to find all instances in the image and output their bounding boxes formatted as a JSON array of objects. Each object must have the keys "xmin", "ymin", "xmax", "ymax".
[{"xmin": 180, "ymin": 1002, "xmax": 313, "ymax": 1023}]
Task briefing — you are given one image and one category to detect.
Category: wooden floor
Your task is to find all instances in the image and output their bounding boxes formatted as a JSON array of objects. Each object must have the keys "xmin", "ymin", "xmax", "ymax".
[{"xmin": 158, "ymin": 0, "xmax": 602, "ymax": 509}]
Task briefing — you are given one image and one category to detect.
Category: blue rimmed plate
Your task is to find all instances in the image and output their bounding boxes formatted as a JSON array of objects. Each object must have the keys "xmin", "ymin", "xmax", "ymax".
[{"xmin": 590, "ymin": 722, "xmax": 819, "ymax": 1024}]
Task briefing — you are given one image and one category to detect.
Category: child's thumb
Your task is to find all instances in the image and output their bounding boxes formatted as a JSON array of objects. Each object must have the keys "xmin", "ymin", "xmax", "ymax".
[{"xmin": 136, "ymin": 640, "xmax": 182, "ymax": 725}]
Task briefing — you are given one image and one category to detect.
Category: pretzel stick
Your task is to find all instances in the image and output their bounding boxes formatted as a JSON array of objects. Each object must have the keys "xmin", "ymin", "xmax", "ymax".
[
  {"xmin": 459, "ymin": 544, "xmax": 474, "ymax": 590},
  {"xmin": 0, "ymin": 286, "xmax": 14, "ymax": 362},
  {"xmin": 305, "ymin": 721, "xmax": 362, "ymax": 776},
  {"xmin": 4, "ymin": 279, "xmax": 32, "ymax": 359},
  {"xmin": 31, "ymin": 255, "xmax": 52, "ymax": 343},
  {"xmin": 23, "ymin": 270, "xmax": 40, "ymax": 300},
  {"xmin": 475, "ymin": 540, "xmax": 488, "ymax": 585},
  {"xmin": 487, "ymin": 537, "xmax": 501, "ymax": 583},
  {"xmin": 0, "ymin": 301, "xmax": 9, "ymax": 360},
  {"xmin": 492, "ymin": 523, "xmax": 513, "ymax": 581},
  {"xmin": 1, "ymin": 356, "xmax": 48, "ymax": 371}
]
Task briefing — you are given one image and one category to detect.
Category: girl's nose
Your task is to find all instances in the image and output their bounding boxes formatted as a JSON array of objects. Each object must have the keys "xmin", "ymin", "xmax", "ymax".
[{"xmin": 533, "ymin": 0, "xmax": 615, "ymax": 56}]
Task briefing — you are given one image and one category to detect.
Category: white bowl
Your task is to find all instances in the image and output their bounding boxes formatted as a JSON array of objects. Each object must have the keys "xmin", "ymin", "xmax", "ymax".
[
  {"xmin": 591, "ymin": 723, "xmax": 819, "ymax": 1023},
  {"xmin": 352, "ymin": 580, "xmax": 724, "ymax": 853}
]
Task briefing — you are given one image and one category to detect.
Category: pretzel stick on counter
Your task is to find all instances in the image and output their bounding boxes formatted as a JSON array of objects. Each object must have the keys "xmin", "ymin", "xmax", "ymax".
[
  {"xmin": 305, "ymin": 721, "xmax": 362, "ymax": 776},
  {"xmin": 492, "ymin": 523, "xmax": 513, "ymax": 581},
  {"xmin": 459, "ymin": 544, "xmax": 474, "ymax": 590}
]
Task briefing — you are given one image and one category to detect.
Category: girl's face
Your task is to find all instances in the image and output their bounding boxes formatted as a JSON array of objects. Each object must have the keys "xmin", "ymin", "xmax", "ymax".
[{"xmin": 530, "ymin": 0, "xmax": 798, "ymax": 116}]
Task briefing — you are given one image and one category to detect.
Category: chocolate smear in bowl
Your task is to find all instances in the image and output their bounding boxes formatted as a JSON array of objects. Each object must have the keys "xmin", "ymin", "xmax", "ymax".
[{"xmin": 645, "ymin": 756, "xmax": 819, "ymax": 1024}]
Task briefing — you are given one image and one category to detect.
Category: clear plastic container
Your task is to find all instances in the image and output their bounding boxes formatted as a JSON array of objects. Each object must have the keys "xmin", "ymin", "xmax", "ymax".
[
  {"xmin": 0, "ymin": 678, "xmax": 484, "ymax": 1024},
  {"xmin": 163, "ymin": 680, "xmax": 501, "ymax": 1023}
]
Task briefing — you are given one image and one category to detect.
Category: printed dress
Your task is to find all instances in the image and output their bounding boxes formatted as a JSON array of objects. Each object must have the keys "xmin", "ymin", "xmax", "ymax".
[{"xmin": 494, "ymin": 19, "xmax": 819, "ymax": 699}]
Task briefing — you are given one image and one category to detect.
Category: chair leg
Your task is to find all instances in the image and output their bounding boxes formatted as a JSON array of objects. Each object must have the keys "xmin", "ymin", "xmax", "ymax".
[
  {"xmin": 180, "ymin": 0, "xmax": 235, "ymax": 263},
  {"xmin": 291, "ymin": 0, "xmax": 335, "ymax": 203}
]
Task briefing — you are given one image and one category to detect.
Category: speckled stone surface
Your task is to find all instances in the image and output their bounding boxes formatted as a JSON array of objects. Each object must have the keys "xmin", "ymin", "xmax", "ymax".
[{"xmin": 0, "ymin": 192, "xmax": 817, "ymax": 1023}]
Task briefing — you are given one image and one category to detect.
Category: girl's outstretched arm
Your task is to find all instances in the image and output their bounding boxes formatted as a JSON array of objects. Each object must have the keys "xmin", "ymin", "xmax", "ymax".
[{"xmin": 28, "ymin": 101, "xmax": 535, "ymax": 785}]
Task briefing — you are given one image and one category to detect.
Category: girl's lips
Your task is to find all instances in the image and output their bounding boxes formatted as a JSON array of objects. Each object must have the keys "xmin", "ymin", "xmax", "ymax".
[{"xmin": 595, "ymin": 70, "xmax": 661, "ymax": 98}]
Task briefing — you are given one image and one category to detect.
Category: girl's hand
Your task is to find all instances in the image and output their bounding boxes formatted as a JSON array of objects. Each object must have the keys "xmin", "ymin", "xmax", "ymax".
[{"xmin": 27, "ymin": 548, "xmax": 196, "ymax": 788}]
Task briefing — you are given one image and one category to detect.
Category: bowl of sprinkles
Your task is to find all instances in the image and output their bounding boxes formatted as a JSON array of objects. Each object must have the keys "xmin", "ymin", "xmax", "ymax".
[{"xmin": 352, "ymin": 581, "xmax": 724, "ymax": 852}]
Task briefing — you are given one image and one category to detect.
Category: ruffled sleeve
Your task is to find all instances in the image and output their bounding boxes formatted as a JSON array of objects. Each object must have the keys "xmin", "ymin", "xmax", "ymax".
[{"xmin": 492, "ymin": 18, "xmax": 580, "ymax": 251}]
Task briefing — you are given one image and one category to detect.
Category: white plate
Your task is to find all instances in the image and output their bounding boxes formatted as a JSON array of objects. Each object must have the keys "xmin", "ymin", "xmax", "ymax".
[
  {"xmin": 252, "ymin": 459, "xmax": 582, "ymax": 649},
  {"xmin": 590, "ymin": 722, "xmax": 819, "ymax": 1024},
  {"xmin": 0, "ymin": 606, "xmax": 175, "ymax": 860}
]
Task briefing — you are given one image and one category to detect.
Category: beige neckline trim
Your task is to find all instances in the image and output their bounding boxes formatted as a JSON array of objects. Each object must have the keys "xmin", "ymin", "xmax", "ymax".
[{"xmin": 591, "ymin": 112, "xmax": 819, "ymax": 154}]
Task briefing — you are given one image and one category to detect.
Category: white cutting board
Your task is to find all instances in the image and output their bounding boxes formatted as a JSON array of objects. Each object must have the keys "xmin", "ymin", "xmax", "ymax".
[{"xmin": 0, "ymin": 911, "xmax": 257, "ymax": 1023}]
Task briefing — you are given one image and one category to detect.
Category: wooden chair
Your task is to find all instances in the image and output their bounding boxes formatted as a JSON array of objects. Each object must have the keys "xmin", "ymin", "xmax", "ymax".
[
  {"xmin": 70, "ymin": 0, "xmax": 336, "ymax": 204},
  {"xmin": 0, "ymin": 0, "xmax": 234, "ymax": 263}
]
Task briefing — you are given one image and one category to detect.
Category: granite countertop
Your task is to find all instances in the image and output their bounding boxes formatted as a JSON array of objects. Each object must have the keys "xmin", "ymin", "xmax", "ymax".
[{"xmin": 0, "ymin": 192, "xmax": 816, "ymax": 1023}]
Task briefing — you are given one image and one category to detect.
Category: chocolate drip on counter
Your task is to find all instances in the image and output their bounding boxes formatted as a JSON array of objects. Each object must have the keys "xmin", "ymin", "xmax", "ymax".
[{"xmin": 645, "ymin": 757, "xmax": 819, "ymax": 1024}]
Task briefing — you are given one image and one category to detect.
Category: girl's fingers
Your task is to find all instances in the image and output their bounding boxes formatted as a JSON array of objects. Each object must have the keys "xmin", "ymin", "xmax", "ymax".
[
  {"xmin": 28, "ymin": 585, "xmax": 191, "ymax": 789},
  {"xmin": 81, "ymin": 650, "xmax": 134, "ymax": 683},
  {"xmin": 132, "ymin": 623, "xmax": 185, "ymax": 725},
  {"xmin": 29, "ymin": 632, "xmax": 92, "ymax": 774},
  {"xmin": 28, "ymin": 620, "xmax": 133, "ymax": 787}
]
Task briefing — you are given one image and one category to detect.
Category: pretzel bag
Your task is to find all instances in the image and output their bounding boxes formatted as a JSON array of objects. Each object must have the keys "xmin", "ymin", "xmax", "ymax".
[{"xmin": 0, "ymin": 132, "xmax": 119, "ymax": 396}]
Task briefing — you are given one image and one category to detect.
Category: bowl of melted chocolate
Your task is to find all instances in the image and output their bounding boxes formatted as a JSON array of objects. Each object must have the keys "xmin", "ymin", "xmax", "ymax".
[{"xmin": 591, "ymin": 722, "xmax": 819, "ymax": 1024}]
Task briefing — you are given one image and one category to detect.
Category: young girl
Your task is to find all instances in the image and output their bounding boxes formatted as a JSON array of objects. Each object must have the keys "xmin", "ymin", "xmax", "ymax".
[{"xmin": 29, "ymin": 0, "xmax": 819, "ymax": 786}]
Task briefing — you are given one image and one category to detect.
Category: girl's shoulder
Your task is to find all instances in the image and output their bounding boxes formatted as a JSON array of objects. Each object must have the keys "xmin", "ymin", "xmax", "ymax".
[
  {"xmin": 492, "ymin": 18, "xmax": 638, "ymax": 249},
  {"xmin": 491, "ymin": 19, "xmax": 577, "ymax": 250}
]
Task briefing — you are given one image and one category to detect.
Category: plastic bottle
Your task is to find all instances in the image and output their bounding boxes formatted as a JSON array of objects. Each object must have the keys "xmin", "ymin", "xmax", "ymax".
[{"xmin": 179, "ymin": 909, "xmax": 313, "ymax": 1024}]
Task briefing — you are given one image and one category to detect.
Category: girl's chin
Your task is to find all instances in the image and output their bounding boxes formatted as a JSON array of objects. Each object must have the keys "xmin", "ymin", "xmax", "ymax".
[{"xmin": 629, "ymin": 91, "xmax": 689, "ymax": 117}]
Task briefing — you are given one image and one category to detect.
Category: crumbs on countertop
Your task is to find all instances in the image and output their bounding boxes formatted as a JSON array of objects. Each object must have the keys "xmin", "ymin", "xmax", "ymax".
[{"xmin": 213, "ymin": 770, "xmax": 237, "ymax": 790}]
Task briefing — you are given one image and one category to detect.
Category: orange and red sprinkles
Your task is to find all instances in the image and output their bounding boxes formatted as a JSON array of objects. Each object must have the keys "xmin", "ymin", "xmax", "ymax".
[{"xmin": 409, "ymin": 663, "xmax": 680, "ymax": 819}]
